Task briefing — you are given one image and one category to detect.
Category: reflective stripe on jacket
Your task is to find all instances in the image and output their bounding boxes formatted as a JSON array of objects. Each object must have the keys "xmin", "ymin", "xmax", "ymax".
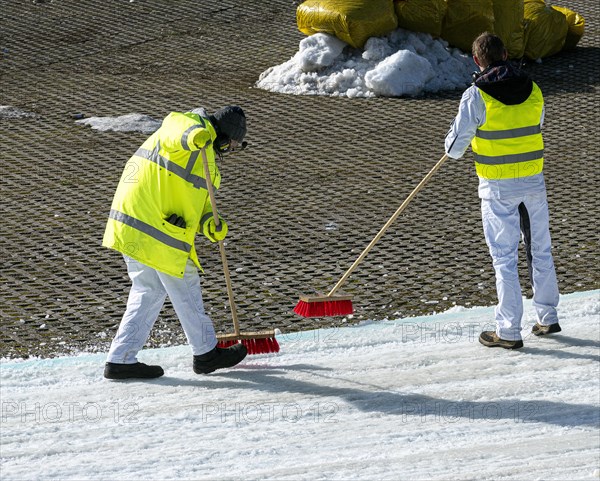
[
  {"xmin": 102, "ymin": 111, "xmax": 220, "ymax": 278},
  {"xmin": 471, "ymin": 82, "xmax": 544, "ymax": 180}
]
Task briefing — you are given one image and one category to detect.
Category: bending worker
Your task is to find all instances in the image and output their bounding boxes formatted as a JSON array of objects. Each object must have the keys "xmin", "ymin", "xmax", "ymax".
[{"xmin": 102, "ymin": 105, "xmax": 248, "ymax": 379}]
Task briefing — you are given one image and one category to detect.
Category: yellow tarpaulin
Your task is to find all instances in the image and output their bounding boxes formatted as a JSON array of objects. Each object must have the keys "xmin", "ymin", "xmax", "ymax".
[
  {"xmin": 297, "ymin": 0, "xmax": 398, "ymax": 49},
  {"xmin": 441, "ymin": 0, "xmax": 495, "ymax": 53},
  {"xmin": 523, "ymin": 0, "xmax": 568, "ymax": 59},
  {"xmin": 296, "ymin": 0, "xmax": 584, "ymax": 61},
  {"xmin": 493, "ymin": 0, "xmax": 525, "ymax": 59},
  {"xmin": 394, "ymin": 0, "xmax": 447, "ymax": 38},
  {"xmin": 553, "ymin": 5, "xmax": 585, "ymax": 50}
]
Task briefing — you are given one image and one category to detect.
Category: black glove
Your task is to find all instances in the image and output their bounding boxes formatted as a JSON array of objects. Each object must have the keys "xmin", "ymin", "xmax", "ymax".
[{"xmin": 166, "ymin": 214, "xmax": 186, "ymax": 228}]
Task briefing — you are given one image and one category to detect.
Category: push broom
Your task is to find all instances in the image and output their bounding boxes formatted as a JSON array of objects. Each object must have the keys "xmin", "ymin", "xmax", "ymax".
[
  {"xmin": 201, "ymin": 147, "xmax": 279, "ymax": 354},
  {"xmin": 294, "ymin": 153, "xmax": 449, "ymax": 318}
]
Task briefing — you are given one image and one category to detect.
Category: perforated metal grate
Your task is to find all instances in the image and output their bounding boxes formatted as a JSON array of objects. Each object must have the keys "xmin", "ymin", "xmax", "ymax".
[{"xmin": 1, "ymin": 0, "xmax": 598, "ymax": 358}]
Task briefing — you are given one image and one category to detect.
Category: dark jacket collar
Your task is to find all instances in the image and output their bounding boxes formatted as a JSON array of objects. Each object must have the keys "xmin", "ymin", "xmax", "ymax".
[{"xmin": 474, "ymin": 61, "xmax": 533, "ymax": 105}]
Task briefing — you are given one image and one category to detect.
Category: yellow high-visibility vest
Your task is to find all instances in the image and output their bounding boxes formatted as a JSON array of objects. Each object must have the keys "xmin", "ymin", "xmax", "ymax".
[
  {"xmin": 472, "ymin": 82, "xmax": 544, "ymax": 180},
  {"xmin": 102, "ymin": 111, "xmax": 220, "ymax": 278}
]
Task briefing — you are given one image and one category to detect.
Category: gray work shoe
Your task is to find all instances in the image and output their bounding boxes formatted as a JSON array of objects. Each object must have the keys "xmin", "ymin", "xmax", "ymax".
[
  {"xmin": 479, "ymin": 331, "xmax": 524, "ymax": 349},
  {"xmin": 531, "ymin": 322, "xmax": 562, "ymax": 336}
]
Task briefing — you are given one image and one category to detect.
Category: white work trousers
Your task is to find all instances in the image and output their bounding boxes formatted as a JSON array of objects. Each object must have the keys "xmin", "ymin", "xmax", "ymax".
[
  {"xmin": 106, "ymin": 256, "xmax": 217, "ymax": 364},
  {"xmin": 481, "ymin": 192, "xmax": 559, "ymax": 341}
]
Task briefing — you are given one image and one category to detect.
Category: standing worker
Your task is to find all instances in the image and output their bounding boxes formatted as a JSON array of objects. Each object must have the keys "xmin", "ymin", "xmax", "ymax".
[
  {"xmin": 445, "ymin": 33, "xmax": 561, "ymax": 349},
  {"xmin": 102, "ymin": 105, "xmax": 249, "ymax": 379}
]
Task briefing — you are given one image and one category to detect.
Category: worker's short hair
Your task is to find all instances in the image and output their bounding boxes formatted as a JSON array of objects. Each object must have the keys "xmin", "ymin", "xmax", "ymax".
[{"xmin": 472, "ymin": 32, "xmax": 505, "ymax": 67}]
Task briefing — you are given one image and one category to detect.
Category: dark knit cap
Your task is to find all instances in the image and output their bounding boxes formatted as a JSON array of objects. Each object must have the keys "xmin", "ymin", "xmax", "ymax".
[{"xmin": 209, "ymin": 106, "xmax": 247, "ymax": 143}]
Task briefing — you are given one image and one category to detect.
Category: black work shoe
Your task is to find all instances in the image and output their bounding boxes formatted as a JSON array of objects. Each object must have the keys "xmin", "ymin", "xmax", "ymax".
[
  {"xmin": 104, "ymin": 362, "xmax": 164, "ymax": 380},
  {"xmin": 532, "ymin": 322, "xmax": 562, "ymax": 336},
  {"xmin": 479, "ymin": 331, "xmax": 524, "ymax": 350},
  {"xmin": 193, "ymin": 344, "xmax": 248, "ymax": 374}
]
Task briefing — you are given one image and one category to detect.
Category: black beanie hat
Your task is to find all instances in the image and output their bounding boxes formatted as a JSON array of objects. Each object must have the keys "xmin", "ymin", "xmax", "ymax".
[{"xmin": 209, "ymin": 106, "xmax": 247, "ymax": 143}]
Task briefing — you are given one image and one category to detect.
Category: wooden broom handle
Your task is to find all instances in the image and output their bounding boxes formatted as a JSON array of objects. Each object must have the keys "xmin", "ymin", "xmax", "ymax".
[
  {"xmin": 201, "ymin": 146, "xmax": 241, "ymax": 336},
  {"xmin": 327, "ymin": 154, "xmax": 449, "ymax": 297}
]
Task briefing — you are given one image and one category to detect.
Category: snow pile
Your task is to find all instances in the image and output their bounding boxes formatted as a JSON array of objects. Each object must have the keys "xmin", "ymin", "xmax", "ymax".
[
  {"xmin": 0, "ymin": 105, "xmax": 38, "ymax": 119},
  {"xmin": 76, "ymin": 113, "xmax": 161, "ymax": 134},
  {"xmin": 1, "ymin": 290, "xmax": 599, "ymax": 480},
  {"xmin": 256, "ymin": 30, "xmax": 477, "ymax": 98}
]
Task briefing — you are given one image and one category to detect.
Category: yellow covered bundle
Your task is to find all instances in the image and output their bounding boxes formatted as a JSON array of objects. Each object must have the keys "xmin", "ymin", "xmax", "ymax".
[
  {"xmin": 296, "ymin": 0, "xmax": 585, "ymax": 61},
  {"xmin": 553, "ymin": 5, "xmax": 585, "ymax": 50},
  {"xmin": 296, "ymin": 0, "xmax": 397, "ymax": 49},
  {"xmin": 394, "ymin": 0, "xmax": 447, "ymax": 38},
  {"xmin": 493, "ymin": 0, "xmax": 525, "ymax": 59},
  {"xmin": 523, "ymin": 0, "xmax": 568, "ymax": 59},
  {"xmin": 441, "ymin": 0, "xmax": 495, "ymax": 53}
]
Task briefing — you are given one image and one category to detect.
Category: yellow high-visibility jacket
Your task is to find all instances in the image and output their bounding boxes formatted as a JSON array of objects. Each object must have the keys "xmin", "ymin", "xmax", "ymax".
[
  {"xmin": 472, "ymin": 82, "xmax": 544, "ymax": 180},
  {"xmin": 102, "ymin": 111, "xmax": 220, "ymax": 278}
]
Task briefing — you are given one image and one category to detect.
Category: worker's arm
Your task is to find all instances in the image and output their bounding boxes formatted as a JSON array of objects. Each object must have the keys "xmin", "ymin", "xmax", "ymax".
[
  {"xmin": 197, "ymin": 200, "xmax": 228, "ymax": 242},
  {"xmin": 159, "ymin": 112, "xmax": 212, "ymax": 152},
  {"xmin": 445, "ymin": 86, "xmax": 485, "ymax": 159}
]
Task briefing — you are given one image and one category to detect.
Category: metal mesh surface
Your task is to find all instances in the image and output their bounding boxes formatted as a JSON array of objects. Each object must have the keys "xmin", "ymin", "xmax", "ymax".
[{"xmin": 1, "ymin": 0, "xmax": 598, "ymax": 358}]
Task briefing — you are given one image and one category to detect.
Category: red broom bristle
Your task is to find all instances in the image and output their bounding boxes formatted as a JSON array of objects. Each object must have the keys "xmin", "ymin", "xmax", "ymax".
[
  {"xmin": 217, "ymin": 337, "xmax": 279, "ymax": 355},
  {"xmin": 240, "ymin": 337, "xmax": 279, "ymax": 355},
  {"xmin": 293, "ymin": 299, "xmax": 354, "ymax": 318},
  {"xmin": 246, "ymin": 338, "xmax": 257, "ymax": 354},
  {"xmin": 268, "ymin": 336, "xmax": 280, "ymax": 353}
]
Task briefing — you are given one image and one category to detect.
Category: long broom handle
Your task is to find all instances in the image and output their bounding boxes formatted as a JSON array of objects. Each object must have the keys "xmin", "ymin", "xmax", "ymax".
[
  {"xmin": 201, "ymin": 146, "xmax": 241, "ymax": 336},
  {"xmin": 327, "ymin": 153, "xmax": 449, "ymax": 297}
]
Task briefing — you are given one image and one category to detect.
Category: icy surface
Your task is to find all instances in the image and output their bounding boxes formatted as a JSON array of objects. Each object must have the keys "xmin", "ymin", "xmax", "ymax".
[
  {"xmin": 76, "ymin": 113, "xmax": 161, "ymax": 133},
  {"xmin": 0, "ymin": 105, "xmax": 38, "ymax": 118},
  {"xmin": 1, "ymin": 290, "xmax": 599, "ymax": 480},
  {"xmin": 256, "ymin": 30, "xmax": 477, "ymax": 98}
]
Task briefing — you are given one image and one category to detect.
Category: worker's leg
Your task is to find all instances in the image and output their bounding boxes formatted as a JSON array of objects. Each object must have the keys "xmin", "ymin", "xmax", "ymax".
[
  {"xmin": 157, "ymin": 259, "xmax": 217, "ymax": 356},
  {"xmin": 107, "ymin": 256, "xmax": 167, "ymax": 364},
  {"xmin": 481, "ymin": 197, "xmax": 524, "ymax": 341},
  {"xmin": 521, "ymin": 193, "xmax": 560, "ymax": 326}
]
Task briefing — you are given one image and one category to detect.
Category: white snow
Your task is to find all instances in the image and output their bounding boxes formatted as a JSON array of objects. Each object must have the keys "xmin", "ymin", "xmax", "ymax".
[
  {"xmin": 1, "ymin": 290, "xmax": 599, "ymax": 480},
  {"xmin": 0, "ymin": 105, "xmax": 38, "ymax": 118},
  {"xmin": 75, "ymin": 113, "xmax": 161, "ymax": 133},
  {"xmin": 256, "ymin": 30, "xmax": 476, "ymax": 98}
]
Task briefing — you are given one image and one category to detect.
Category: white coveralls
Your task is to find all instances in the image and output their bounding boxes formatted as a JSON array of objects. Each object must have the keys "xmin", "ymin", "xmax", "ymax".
[
  {"xmin": 106, "ymin": 256, "xmax": 217, "ymax": 364},
  {"xmin": 445, "ymin": 86, "xmax": 560, "ymax": 341}
]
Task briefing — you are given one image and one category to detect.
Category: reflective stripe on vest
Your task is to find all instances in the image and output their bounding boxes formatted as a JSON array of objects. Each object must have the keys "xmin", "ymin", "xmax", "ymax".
[
  {"xmin": 109, "ymin": 209, "xmax": 192, "ymax": 253},
  {"xmin": 472, "ymin": 82, "xmax": 544, "ymax": 180},
  {"xmin": 474, "ymin": 149, "xmax": 544, "ymax": 165},
  {"xmin": 133, "ymin": 142, "xmax": 217, "ymax": 190},
  {"xmin": 181, "ymin": 120, "xmax": 205, "ymax": 150},
  {"xmin": 475, "ymin": 124, "xmax": 541, "ymax": 141}
]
